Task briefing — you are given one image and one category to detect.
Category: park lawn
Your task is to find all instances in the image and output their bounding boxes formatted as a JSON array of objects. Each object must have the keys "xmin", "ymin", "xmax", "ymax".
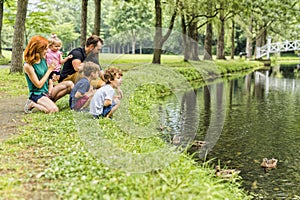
[{"xmin": 0, "ymin": 56, "xmax": 262, "ymax": 199}]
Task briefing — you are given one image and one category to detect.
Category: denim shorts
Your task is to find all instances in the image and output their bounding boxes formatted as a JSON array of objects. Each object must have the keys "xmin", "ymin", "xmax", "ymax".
[
  {"xmin": 93, "ymin": 101, "xmax": 116, "ymax": 118},
  {"xmin": 29, "ymin": 93, "xmax": 47, "ymax": 103}
]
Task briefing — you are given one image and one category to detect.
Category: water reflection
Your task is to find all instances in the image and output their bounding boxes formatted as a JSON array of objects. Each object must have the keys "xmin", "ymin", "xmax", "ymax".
[{"xmin": 163, "ymin": 63, "xmax": 300, "ymax": 199}]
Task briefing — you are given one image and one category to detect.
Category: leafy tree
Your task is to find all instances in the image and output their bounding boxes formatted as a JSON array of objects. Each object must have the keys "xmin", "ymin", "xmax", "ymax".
[
  {"xmin": 51, "ymin": 23, "xmax": 80, "ymax": 51},
  {"xmin": 10, "ymin": 0, "xmax": 28, "ymax": 73},
  {"xmin": 153, "ymin": 0, "xmax": 178, "ymax": 64},
  {"xmin": 178, "ymin": 0, "xmax": 220, "ymax": 61},
  {"xmin": 0, "ymin": 0, "xmax": 14, "ymax": 58},
  {"xmin": 215, "ymin": 0, "xmax": 240, "ymax": 59},
  {"xmin": 4, "ymin": 0, "xmax": 55, "ymax": 46},
  {"xmin": 25, "ymin": 5, "xmax": 54, "ymax": 44},
  {"xmin": 45, "ymin": 0, "xmax": 82, "ymax": 49},
  {"xmin": 106, "ymin": 0, "xmax": 153, "ymax": 54},
  {"xmin": 237, "ymin": 0, "xmax": 299, "ymax": 58}
]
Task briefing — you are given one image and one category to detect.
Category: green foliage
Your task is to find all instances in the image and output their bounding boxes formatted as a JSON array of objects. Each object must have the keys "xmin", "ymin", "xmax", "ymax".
[
  {"xmin": 104, "ymin": 0, "xmax": 153, "ymax": 48},
  {"xmin": 3, "ymin": 0, "xmax": 55, "ymax": 43},
  {"xmin": 50, "ymin": 23, "xmax": 80, "ymax": 51}
]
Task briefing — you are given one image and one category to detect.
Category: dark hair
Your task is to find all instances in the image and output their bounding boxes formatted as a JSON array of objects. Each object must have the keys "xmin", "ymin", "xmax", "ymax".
[
  {"xmin": 83, "ymin": 62, "xmax": 100, "ymax": 77},
  {"xmin": 85, "ymin": 35, "xmax": 103, "ymax": 47}
]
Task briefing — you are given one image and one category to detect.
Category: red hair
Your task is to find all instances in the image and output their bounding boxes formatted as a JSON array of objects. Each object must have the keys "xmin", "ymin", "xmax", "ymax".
[{"xmin": 24, "ymin": 36, "xmax": 48, "ymax": 65}]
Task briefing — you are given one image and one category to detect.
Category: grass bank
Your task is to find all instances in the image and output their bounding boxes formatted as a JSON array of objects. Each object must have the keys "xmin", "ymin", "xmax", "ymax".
[{"xmin": 0, "ymin": 55, "xmax": 261, "ymax": 199}]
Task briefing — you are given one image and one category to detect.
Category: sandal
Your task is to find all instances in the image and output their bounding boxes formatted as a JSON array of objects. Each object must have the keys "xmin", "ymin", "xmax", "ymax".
[{"xmin": 24, "ymin": 99, "xmax": 33, "ymax": 114}]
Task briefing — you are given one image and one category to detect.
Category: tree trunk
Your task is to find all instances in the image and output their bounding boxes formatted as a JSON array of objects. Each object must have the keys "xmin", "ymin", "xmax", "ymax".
[
  {"xmin": 203, "ymin": 22, "xmax": 213, "ymax": 60},
  {"xmin": 93, "ymin": 0, "xmax": 101, "ymax": 36},
  {"xmin": 261, "ymin": 28, "xmax": 267, "ymax": 45},
  {"xmin": 10, "ymin": 0, "xmax": 28, "ymax": 74},
  {"xmin": 81, "ymin": 0, "xmax": 88, "ymax": 47},
  {"xmin": 152, "ymin": 0, "xmax": 162, "ymax": 64},
  {"xmin": 181, "ymin": 14, "xmax": 189, "ymax": 62},
  {"xmin": 216, "ymin": 19, "xmax": 225, "ymax": 59},
  {"xmin": 152, "ymin": 0, "xmax": 178, "ymax": 64},
  {"xmin": 246, "ymin": 16, "xmax": 253, "ymax": 58},
  {"xmin": 139, "ymin": 42, "xmax": 142, "ymax": 54},
  {"xmin": 190, "ymin": 21, "xmax": 199, "ymax": 61},
  {"xmin": 0, "ymin": 2, "xmax": 4, "ymax": 58},
  {"xmin": 230, "ymin": 20, "xmax": 235, "ymax": 59},
  {"xmin": 131, "ymin": 30, "xmax": 136, "ymax": 54}
]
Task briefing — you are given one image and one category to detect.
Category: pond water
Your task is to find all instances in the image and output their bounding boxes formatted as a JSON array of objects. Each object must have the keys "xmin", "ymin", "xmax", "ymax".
[{"xmin": 162, "ymin": 63, "xmax": 300, "ymax": 199}]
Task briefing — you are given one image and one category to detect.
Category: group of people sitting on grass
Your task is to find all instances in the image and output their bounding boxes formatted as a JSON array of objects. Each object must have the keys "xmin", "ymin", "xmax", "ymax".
[{"xmin": 23, "ymin": 34, "xmax": 122, "ymax": 118}]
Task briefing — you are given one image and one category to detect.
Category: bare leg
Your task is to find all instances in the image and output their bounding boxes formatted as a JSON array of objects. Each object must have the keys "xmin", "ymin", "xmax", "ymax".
[
  {"xmin": 51, "ymin": 81, "xmax": 74, "ymax": 102},
  {"xmin": 27, "ymin": 100, "xmax": 49, "ymax": 113},
  {"xmin": 33, "ymin": 96, "xmax": 59, "ymax": 113}
]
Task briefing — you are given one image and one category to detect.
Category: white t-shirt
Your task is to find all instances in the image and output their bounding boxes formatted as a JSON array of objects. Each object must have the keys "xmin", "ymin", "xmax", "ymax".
[{"xmin": 89, "ymin": 84, "xmax": 115, "ymax": 116}]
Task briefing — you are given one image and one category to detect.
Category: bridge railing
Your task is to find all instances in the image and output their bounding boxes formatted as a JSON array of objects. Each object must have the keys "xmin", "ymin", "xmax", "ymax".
[{"xmin": 256, "ymin": 38, "xmax": 300, "ymax": 59}]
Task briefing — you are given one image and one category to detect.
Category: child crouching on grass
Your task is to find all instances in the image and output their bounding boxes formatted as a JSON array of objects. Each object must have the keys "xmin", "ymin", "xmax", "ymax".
[
  {"xmin": 69, "ymin": 62, "xmax": 100, "ymax": 111},
  {"xmin": 89, "ymin": 68, "xmax": 122, "ymax": 118}
]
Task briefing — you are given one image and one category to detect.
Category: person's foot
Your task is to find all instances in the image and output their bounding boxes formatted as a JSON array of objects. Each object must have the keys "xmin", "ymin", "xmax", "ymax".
[{"xmin": 24, "ymin": 99, "xmax": 34, "ymax": 114}]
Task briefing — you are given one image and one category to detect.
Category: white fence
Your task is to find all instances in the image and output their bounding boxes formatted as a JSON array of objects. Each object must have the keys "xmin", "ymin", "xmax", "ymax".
[{"xmin": 256, "ymin": 37, "xmax": 300, "ymax": 59}]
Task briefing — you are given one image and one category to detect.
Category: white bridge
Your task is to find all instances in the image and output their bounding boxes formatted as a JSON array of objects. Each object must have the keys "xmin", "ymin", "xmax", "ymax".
[{"xmin": 256, "ymin": 37, "xmax": 300, "ymax": 59}]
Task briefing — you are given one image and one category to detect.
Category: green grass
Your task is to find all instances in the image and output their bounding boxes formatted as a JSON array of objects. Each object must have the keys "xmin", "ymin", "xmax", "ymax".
[
  {"xmin": 0, "ymin": 50, "xmax": 11, "ymax": 65},
  {"xmin": 0, "ymin": 99, "xmax": 251, "ymax": 200},
  {"xmin": 0, "ymin": 63, "xmax": 254, "ymax": 199},
  {"xmin": 0, "ymin": 68, "xmax": 28, "ymax": 96}
]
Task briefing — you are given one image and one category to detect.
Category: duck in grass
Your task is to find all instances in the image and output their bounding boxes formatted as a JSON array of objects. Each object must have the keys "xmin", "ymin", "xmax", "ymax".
[
  {"xmin": 188, "ymin": 140, "xmax": 207, "ymax": 152},
  {"xmin": 171, "ymin": 135, "xmax": 183, "ymax": 145},
  {"xmin": 191, "ymin": 140, "xmax": 206, "ymax": 148},
  {"xmin": 215, "ymin": 165, "xmax": 241, "ymax": 179},
  {"xmin": 260, "ymin": 158, "xmax": 278, "ymax": 169}
]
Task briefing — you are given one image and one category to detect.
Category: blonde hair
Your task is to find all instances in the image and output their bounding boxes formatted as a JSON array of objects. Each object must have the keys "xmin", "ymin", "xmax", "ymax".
[{"xmin": 48, "ymin": 33, "xmax": 62, "ymax": 47}]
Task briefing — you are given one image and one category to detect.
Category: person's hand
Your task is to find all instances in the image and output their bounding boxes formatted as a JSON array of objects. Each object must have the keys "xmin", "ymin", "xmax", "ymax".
[
  {"xmin": 52, "ymin": 74, "xmax": 59, "ymax": 82},
  {"xmin": 78, "ymin": 63, "xmax": 84, "ymax": 72},
  {"xmin": 117, "ymin": 87, "xmax": 123, "ymax": 99},
  {"xmin": 87, "ymin": 87, "xmax": 96, "ymax": 97},
  {"xmin": 114, "ymin": 97, "xmax": 120, "ymax": 104},
  {"xmin": 67, "ymin": 55, "xmax": 73, "ymax": 59}
]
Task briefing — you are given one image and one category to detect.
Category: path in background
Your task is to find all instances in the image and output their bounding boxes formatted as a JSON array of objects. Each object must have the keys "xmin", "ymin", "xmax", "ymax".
[
  {"xmin": 0, "ymin": 65, "xmax": 10, "ymax": 69},
  {"xmin": 0, "ymin": 65, "xmax": 27, "ymax": 142},
  {"xmin": 0, "ymin": 95, "xmax": 27, "ymax": 142}
]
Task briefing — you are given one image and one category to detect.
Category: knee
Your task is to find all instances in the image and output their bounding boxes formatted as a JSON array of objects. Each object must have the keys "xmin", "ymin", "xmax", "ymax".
[
  {"xmin": 47, "ymin": 105, "xmax": 59, "ymax": 113},
  {"xmin": 67, "ymin": 81, "xmax": 74, "ymax": 90}
]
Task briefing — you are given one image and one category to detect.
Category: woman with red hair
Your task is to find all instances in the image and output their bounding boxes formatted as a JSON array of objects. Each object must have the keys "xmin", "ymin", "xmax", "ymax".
[{"xmin": 23, "ymin": 35, "xmax": 74, "ymax": 113}]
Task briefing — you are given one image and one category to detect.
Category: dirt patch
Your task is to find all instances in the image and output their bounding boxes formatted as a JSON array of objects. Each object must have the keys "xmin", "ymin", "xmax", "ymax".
[{"xmin": 0, "ymin": 93, "xmax": 27, "ymax": 142}]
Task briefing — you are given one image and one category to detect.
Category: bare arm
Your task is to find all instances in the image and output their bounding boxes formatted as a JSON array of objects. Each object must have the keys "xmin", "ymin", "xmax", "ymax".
[
  {"xmin": 60, "ymin": 54, "xmax": 73, "ymax": 65},
  {"xmin": 74, "ymin": 86, "xmax": 95, "ymax": 98},
  {"xmin": 24, "ymin": 63, "xmax": 54, "ymax": 89},
  {"xmin": 72, "ymin": 59, "xmax": 84, "ymax": 72}
]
